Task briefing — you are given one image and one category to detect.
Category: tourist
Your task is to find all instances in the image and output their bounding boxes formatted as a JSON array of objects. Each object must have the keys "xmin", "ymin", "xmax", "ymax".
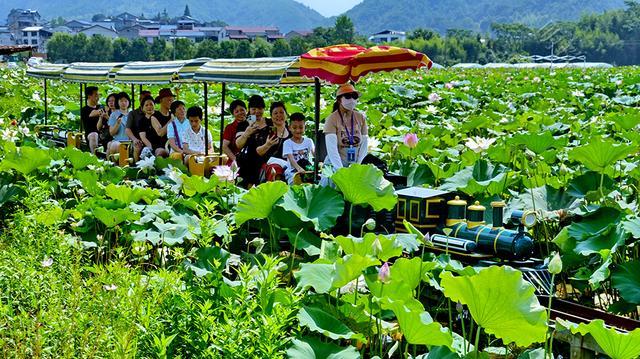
[
  {"xmin": 144, "ymin": 88, "xmax": 174, "ymax": 158},
  {"xmin": 81, "ymin": 86, "xmax": 108, "ymax": 154},
  {"xmin": 167, "ymin": 100, "xmax": 190, "ymax": 161},
  {"xmin": 98, "ymin": 93, "xmax": 118, "ymax": 149},
  {"xmin": 106, "ymin": 92, "xmax": 131, "ymax": 158},
  {"xmin": 236, "ymin": 95, "xmax": 272, "ymax": 187},
  {"xmin": 125, "ymin": 90, "xmax": 152, "ymax": 161},
  {"xmin": 262, "ymin": 101, "xmax": 292, "ymax": 181},
  {"xmin": 182, "ymin": 106, "xmax": 214, "ymax": 161},
  {"xmin": 221, "ymin": 99, "xmax": 249, "ymax": 164},
  {"xmin": 282, "ymin": 112, "xmax": 315, "ymax": 184}
]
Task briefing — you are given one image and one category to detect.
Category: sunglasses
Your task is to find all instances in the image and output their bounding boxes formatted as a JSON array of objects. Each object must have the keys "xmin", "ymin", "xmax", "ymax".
[{"xmin": 342, "ymin": 93, "xmax": 359, "ymax": 100}]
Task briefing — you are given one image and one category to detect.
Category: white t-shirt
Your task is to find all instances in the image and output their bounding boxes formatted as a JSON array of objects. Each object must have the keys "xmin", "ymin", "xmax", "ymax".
[
  {"xmin": 183, "ymin": 126, "xmax": 214, "ymax": 154},
  {"xmin": 283, "ymin": 136, "xmax": 314, "ymax": 170},
  {"xmin": 167, "ymin": 117, "xmax": 191, "ymax": 153}
]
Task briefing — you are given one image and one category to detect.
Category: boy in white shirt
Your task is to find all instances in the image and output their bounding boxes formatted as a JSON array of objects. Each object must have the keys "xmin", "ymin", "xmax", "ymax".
[
  {"xmin": 182, "ymin": 106, "xmax": 214, "ymax": 163},
  {"xmin": 282, "ymin": 113, "xmax": 315, "ymax": 184}
]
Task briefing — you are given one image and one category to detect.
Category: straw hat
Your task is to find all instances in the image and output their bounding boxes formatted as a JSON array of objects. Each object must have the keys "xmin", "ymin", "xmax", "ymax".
[{"xmin": 336, "ymin": 83, "xmax": 360, "ymax": 97}]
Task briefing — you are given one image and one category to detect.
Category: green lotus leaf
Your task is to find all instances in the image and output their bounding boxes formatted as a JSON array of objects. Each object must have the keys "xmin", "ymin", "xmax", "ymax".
[
  {"xmin": 568, "ymin": 319, "xmax": 640, "ymax": 359},
  {"xmin": 101, "ymin": 166, "xmax": 126, "ymax": 184},
  {"xmin": 0, "ymin": 184, "xmax": 24, "ymax": 207},
  {"xmin": 92, "ymin": 206, "xmax": 140, "ymax": 228},
  {"xmin": 332, "ymin": 254, "xmax": 379, "ymax": 288},
  {"xmin": 286, "ymin": 337, "xmax": 360, "ymax": 359},
  {"xmin": 440, "ymin": 266, "xmax": 548, "ymax": 347},
  {"xmin": 181, "ymin": 174, "xmax": 218, "ymax": 197},
  {"xmin": 332, "ymin": 164, "xmax": 397, "ymax": 212},
  {"xmin": 295, "ymin": 263, "xmax": 334, "ymax": 294},
  {"xmin": 568, "ymin": 138, "xmax": 635, "ymax": 173},
  {"xmin": 0, "ymin": 145, "xmax": 51, "ymax": 175},
  {"xmin": 589, "ymin": 251, "xmax": 613, "ymax": 285},
  {"xmin": 567, "ymin": 171, "xmax": 614, "ymax": 198},
  {"xmin": 297, "ymin": 306, "xmax": 366, "ymax": 343},
  {"xmin": 574, "ymin": 224, "xmax": 626, "ymax": 256},
  {"xmin": 63, "ymin": 147, "xmax": 100, "ymax": 169},
  {"xmin": 622, "ymin": 217, "xmax": 640, "ymax": 238},
  {"xmin": 440, "ymin": 160, "xmax": 510, "ymax": 196},
  {"xmin": 366, "ymin": 257, "xmax": 436, "ymax": 304},
  {"xmin": 132, "ymin": 229, "xmax": 162, "ymax": 246},
  {"xmin": 279, "ymin": 185, "xmax": 345, "ymax": 231},
  {"xmin": 388, "ymin": 300, "xmax": 453, "ymax": 349},
  {"xmin": 509, "ymin": 131, "xmax": 564, "ymax": 154},
  {"xmin": 105, "ymin": 184, "xmax": 161, "ymax": 205},
  {"xmin": 76, "ymin": 170, "xmax": 103, "ymax": 196},
  {"xmin": 184, "ymin": 246, "xmax": 231, "ymax": 277},
  {"xmin": 235, "ymin": 181, "xmax": 288, "ymax": 225},
  {"xmin": 612, "ymin": 259, "xmax": 640, "ymax": 304},
  {"xmin": 287, "ymin": 228, "xmax": 322, "ymax": 256},
  {"xmin": 334, "ymin": 233, "xmax": 403, "ymax": 262}
]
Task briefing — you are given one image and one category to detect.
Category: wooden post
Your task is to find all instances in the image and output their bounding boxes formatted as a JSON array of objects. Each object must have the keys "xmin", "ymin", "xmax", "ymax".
[
  {"xmin": 219, "ymin": 82, "xmax": 226, "ymax": 155},
  {"xmin": 204, "ymin": 82, "xmax": 209, "ymax": 156},
  {"xmin": 313, "ymin": 77, "xmax": 321, "ymax": 181}
]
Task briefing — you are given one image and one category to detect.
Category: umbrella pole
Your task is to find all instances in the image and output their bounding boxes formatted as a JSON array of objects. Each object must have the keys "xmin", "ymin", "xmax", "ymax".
[
  {"xmin": 314, "ymin": 77, "xmax": 321, "ymax": 182},
  {"xmin": 131, "ymin": 84, "xmax": 135, "ymax": 109},
  {"xmin": 79, "ymin": 83, "xmax": 84, "ymax": 132},
  {"xmin": 44, "ymin": 79, "xmax": 48, "ymax": 126},
  {"xmin": 204, "ymin": 82, "xmax": 209, "ymax": 156},
  {"xmin": 219, "ymin": 82, "xmax": 226, "ymax": 156}
]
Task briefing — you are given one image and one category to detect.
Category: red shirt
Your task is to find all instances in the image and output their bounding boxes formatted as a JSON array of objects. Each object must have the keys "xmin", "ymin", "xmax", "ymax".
[{"xmin": 223, "ymin": 119, "xmax": 248, "ymax": 155}]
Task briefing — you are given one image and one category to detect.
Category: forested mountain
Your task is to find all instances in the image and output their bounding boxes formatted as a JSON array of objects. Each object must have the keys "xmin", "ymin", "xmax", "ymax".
[
  {"xmin": 0, "ymin": 0, "xmax": 326, "ymax": 32},
  {"xmin": 344, "ymin": 0, "xmax": 627, "ymax": 33}
]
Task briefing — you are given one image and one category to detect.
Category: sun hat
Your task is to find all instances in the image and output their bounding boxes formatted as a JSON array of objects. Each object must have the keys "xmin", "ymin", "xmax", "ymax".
[{"xmin": 336, "ymin": 83, "xmax": 360, "ymax": 97}]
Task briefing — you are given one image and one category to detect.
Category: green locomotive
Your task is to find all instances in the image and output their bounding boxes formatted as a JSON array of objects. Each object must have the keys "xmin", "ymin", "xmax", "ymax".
[{"xmin": 394, "ymin": 187, "xmax": 537, "ymax": 260}]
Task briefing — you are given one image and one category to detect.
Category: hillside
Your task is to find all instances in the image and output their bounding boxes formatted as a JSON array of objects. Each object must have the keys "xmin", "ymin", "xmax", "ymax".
[
  {"xmin": 344, "ymin": 0, "xmax": 627, "ymax": 34},
  {"xmin": 0, "ymin": 0, "xmax": 326, "ymax": 32}
]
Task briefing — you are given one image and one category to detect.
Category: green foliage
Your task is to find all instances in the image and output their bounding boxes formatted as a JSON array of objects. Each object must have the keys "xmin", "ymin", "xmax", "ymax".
[
  {"xmin": 611, "ymin": 260, "xmax": 640, "ymax": 304},
  {"xmin": 562, "ymin": 319, "xmax": 640, "ymax": 359},
  {"xmin": 441, "ymin": 266, "xmax": 548, "ymax": 347},
  {"xmin": 235, "ymin": 181, "xmax": 288, "ymax": 225},
  {"xmin": 332, "ymin": 164, "xmax": 397, "ymax": 212},
  {"xmin": 279, "ymin": 185, "xmax": 344, "ymax": 231},
  {"xmin": 286, "ymin": 337, "xmax": 360, "ymax": 359}
]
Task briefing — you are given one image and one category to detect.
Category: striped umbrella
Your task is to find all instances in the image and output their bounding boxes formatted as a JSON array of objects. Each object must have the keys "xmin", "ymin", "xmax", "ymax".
[{"xmin": 300, "ymin": 44, "xmax": 432, "ymax": 84}]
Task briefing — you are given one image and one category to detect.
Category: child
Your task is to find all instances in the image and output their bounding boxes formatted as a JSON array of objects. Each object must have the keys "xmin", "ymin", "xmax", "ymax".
[{"xmin": 282, "ymin": 113, "xmax": 315, "ymax": 184}]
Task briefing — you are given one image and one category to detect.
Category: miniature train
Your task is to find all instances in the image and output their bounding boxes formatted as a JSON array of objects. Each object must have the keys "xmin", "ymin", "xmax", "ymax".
[{"xmin": 393, "ymin": 187, "xmax": 537, "ymax": 261}]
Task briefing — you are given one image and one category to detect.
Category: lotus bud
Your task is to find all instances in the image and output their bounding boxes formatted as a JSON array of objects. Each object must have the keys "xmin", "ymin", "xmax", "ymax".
[
  {"xmin": 559, "ymin": 163, "xmax": 569, "ymax": 176},
  {"xmin": 378, "ymin": 262, "xmax": 391, "ymax": 283},
  {"xmin": 364, "ymin": 218, "xmax": 376, "ymax": 231},
  {"xmin": 372, "ymin": 237, "xmax": 383, "ymax": 255},
  {"xmin": 403, "ymin": 133, "xmax": 419, "ymax": 149},
  {"xmin": 456, "ymin": 301, "xmax": 463, "ymax": 313},
  {"xmin": 548, "ymin": 252, "xmax": 563, "ymax": 275},
  {"xmin": 423, "ymin": 232, "xmax": 432, "ymax": 246}
]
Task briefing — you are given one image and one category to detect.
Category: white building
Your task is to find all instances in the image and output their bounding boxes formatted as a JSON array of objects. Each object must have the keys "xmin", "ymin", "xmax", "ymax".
[
  {"xmin": 368, "ymin": 30, "xmax": 406, "ymax": 44},
  {"xmin": 79, "ymin": 25, "xmax": 118, "ymax": 39},
  {"xmin": 20, "ymin": 26, "xmax": 52, "ymax": 53},
  {"xmin": 0, "ymin": 27, "xmax": 14, "ymax": 46}
]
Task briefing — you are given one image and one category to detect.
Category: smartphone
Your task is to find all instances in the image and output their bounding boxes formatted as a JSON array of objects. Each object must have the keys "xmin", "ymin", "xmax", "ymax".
[{"xmin": 248, "ymin": 114, "xmax": 257, "ymax": 124}]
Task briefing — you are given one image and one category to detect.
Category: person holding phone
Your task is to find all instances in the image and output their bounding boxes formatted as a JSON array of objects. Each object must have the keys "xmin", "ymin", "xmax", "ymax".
[
  {"xmin": 221, "ymin": 99, "xmax": 249, "ymax": 164},
  {"xmin": 235, "ymin": 95, "xmax": 269, "ymax": 151},
  {"xmin": 236, "ymin": 95, "xmax": 275, "ymax": 187}
]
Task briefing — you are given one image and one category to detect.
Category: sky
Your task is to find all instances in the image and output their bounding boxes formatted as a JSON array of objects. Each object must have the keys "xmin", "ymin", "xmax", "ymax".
[{"xmin": 295, "ymin": 0, "xmax": 363, "ymax": 17}]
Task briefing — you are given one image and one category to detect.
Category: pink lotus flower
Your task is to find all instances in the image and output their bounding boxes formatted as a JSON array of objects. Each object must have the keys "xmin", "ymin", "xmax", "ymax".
[
  {"xmin": 404, "ymin": 133, "xmax": 419, "ymax": 149},
  {"xmin": 444, "ymin": 82, "xmax": 454, "ymax": 89},
  {"xmin": 428, "ymin": 92, "xmax": 442, "ymax": 103},
  {"xmin": 378, "ymin": 262, "xmax": 390, "ymax": 283}
]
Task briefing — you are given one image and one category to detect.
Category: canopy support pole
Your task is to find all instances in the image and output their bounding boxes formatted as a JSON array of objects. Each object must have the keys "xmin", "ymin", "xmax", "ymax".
[
  {"xmin": 219, "ymin": 82, "xmax": 226, "ymax": 156},
  {"xmin": 313, "ymin": 77, "xmax": 321, "ymax": 181},
  {"xmin": 44, "ymin": 79, "xmax": 48, "ymax": 126},
  {"xmin": 204, "ymin": 82, "xmax": 209, "ymax": 156},
  {"xmin": 131, "ymin": 84, "xmax": 135, "ymax": 109},
  {"xmin": 79, "ymin": 83, "xmax": 84, "ymax": 132}
]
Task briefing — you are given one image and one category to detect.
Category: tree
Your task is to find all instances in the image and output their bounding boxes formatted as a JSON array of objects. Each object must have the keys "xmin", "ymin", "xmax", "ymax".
[
  {"xmin": 253, "ymin": 38, "xmax": 272, "ymax": 57},
  {"xmin": 129, "ymin": 38, "xmax": 150, "ymax": 61},
  {"xmin": 184, "ymin": 5, "xmax": 191, "ymax": 17},
  {"xmin": 272, "ymin": 39, "xmax": 291, "ymax": 56},
  {"xmin": 219, "ymin": 40, "xmax": 238, "ymax": 58},
  {"xmin": 70, "ymin": 33, "xmax": 90, "ymax": 61},
  {"xmin": 235, "ymin": 40, "xmax": 254, "ymax": 58},
  {"xmin": 46, "ymin": 33, "xmax": 73, "ymax": 62},
  {"xmin": 85, "ymin": 35, "xmax": 114, "ymax": 62},
  {"xmin": 334, "ymin": 15, "xmax": 355, "ymax": 43},
  {"xmin": 150, "ymin": 38, "xmax": 169, "ymax": 61},
  {"xmin": 289, "ymin": 36, "xmax": 308, "ymax": 56},
  {"xmin": 196, "ymin": 39, "xmax": 220, "ymax": 58},
  {"xmin": 409, "ymin": 28, "xmax": 438, "ymax": 40},
  {"xmin": 174, "ymin": 38, "xmax": 195, "ymax": 59},
  {"xmin": 112, "ymin": 38, "xmax": 131, "ymax": 62}
]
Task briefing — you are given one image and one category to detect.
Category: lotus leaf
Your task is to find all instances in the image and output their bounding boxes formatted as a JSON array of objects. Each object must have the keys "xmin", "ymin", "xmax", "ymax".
[
  {"xmin": 568, "ymin": 138, "xmax": 635, "ymax": 173},
  {"xmin": 235, "ymin": 181, "xmax": 288, "ymax": 225},
  {"xmin": 286, "ymin": 337, "xmax": 360, "ymax": 359},
  {"xmin": 181, "ymin": 174, "xmax": 218, "ymax": 197},
  {"xmin": 0, "ymin": 145, "xmax": 51, "ymax": 174},
  {"xmin": 611, "ymin": 259, "xmax": 640, "ymax": 304},
  {"xmin": 279, "ymin": 185, "xmax": 345, "ymax": 231},
  {"xmin": 63, "ymin": 147, "xmax": 100, "ymax": 169},
  {"xmin": 333, "ymin": 233, "xmax": 403, "ymax": 261},
  {"xmin": 332, "ymin": 254, "xmax": 380, "ymax": 288},
  {"xmin": 440, "ymin": 266, "xmax": 547, "ymax": 347},
  {"xmin": 76, "ymin": 170, "xmax": 102, "ymax": 196},
  {"xmin": 332, "ymin": 164, "xmax": 397, "ymax": 212},
  {"xmin": 105, "ymin": 184, "xmax": 161, "ymax": 205},
  {"xmin": 295, "ymin": 263, "xmax": 334, "ymax": 294},
  {"xmin": 388, "ymin": 300, "xmax": 453, "ymax": 349},
  {"xmin": 297, "ymin": 306, "xmax": 366, "ymax": 342},
  {"xmin": 567, "ymin": 319, "xmax": 640, "ymax": 359},
  {"xmin": 93, "ymin": 207, "xmax": 140, "ymax": 228}
]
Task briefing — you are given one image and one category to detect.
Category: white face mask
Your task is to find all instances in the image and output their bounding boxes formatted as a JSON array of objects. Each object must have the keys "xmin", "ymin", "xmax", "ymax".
[{"xmin": 341, "ymin": 97, "xmax": 357, "ymax": 111}]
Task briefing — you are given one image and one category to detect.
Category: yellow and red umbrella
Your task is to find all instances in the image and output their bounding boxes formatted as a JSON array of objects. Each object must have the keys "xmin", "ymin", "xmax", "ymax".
[{"xmin": 300, "ymin": 44, "xmax": 432, "ymax": 84}]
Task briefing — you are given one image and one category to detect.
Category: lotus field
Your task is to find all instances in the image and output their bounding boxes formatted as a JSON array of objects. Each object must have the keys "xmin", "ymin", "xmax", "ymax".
[{"xmin": 2, "ymin": 65, "xmax": 640, "ymax": 358}]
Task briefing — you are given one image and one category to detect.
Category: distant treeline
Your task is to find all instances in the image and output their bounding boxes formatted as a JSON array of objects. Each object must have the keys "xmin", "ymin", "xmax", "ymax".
[{"xmin": 47, "ymin": 2, "xmax": 640, "ymax": 65}]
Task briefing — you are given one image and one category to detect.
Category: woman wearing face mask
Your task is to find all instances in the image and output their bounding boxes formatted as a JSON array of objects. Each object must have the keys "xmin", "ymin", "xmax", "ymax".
[{"xmin": 323, "ymin": 84, "xmax": 368, "ymax": 175}]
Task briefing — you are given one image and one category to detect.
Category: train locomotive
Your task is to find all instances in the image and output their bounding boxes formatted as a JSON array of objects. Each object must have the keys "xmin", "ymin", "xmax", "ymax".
[{"xmin": 393, "ymin": 187, "xmax": 538, "ymax": 261}]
